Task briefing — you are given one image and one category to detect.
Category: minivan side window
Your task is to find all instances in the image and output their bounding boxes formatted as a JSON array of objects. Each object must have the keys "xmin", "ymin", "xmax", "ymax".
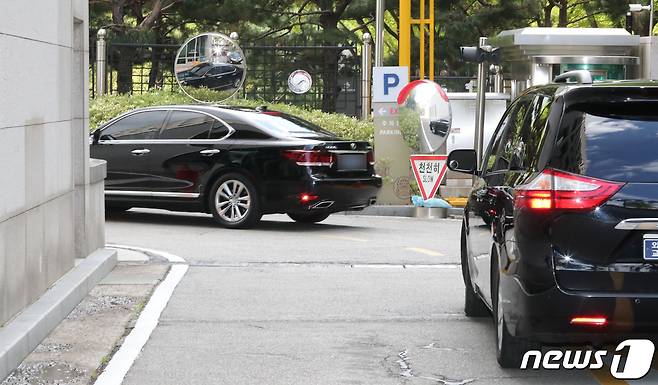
[
  {"xmin": 485, "ymin": 96, "xmax": 533, "ymax": 174},
  {"xmin": 101, "ymin": 111, "xmax": 166, "ymax": 140},
  {"xmin": 159, "ymin": 111, "xmax": 215, "ymax": 140},
  {"xmin": 499, "ymin": 96, "xmax": 534, "ymax": 172}
]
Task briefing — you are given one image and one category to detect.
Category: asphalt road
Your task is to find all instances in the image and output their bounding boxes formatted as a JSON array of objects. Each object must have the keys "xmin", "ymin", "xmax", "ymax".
[{"xmin": 105, "ymin": 209, "xmax": 626, "ymax": 385}]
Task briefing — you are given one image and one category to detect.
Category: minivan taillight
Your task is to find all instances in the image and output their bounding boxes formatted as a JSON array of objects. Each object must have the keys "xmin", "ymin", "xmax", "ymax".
[
  {"xmin": 514, "ymin": 168, "xmax": 624, "ymax": 211},
  {"xmin": 367, "ymin": 151, "xmax": 375, "ymax": 166},
  {"xmin": 282, "ymin": 150, "xmax": 335, "ymax": 167}
]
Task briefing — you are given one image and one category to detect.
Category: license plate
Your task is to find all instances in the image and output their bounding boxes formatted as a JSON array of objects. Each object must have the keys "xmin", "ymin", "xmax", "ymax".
[
  {"xmin": 643, "ymin": 234, "xmax": 658, "ymax": 260},
  {"xmin": 337, "ymin": 154, "xmax": 366, "ymax": 171}
]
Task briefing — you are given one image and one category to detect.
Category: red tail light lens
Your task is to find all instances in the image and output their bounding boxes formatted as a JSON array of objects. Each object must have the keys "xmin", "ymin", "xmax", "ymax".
[
  {"xmin": 514, "ymin": 168, "xmax": 623, "ymax": 211},
  {"xmin": 282, "ymin": 150, "xmax": 335, "ymax": 167},
  {"xmin": 570, "ymin": 316, "xmax": 607, "ymax": 326},
  {"xmin": 367, "ymin": 151, "xmax": 375, "ymax": 166}
]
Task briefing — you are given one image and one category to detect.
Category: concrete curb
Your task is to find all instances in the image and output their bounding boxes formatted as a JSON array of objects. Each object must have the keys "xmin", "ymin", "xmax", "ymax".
[
  {"xmin": 342, "ymin": 205, "xmax": 464, "ymax": 218},
  {"xmin": 0, "ymin": 247, "xmax": 117, "ymax": 381}
]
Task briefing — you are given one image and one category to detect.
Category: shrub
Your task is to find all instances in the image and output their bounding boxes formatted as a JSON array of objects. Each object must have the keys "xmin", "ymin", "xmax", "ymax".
[{"xmin": 89, "ymin": 91, "xmax": 374, "ymax": 142}]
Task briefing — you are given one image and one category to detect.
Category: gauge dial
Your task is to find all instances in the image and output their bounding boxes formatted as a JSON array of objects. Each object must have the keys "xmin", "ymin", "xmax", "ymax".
[{"xmin": 288, "ymin": 70, "xmax": 312, "ymax": 94}]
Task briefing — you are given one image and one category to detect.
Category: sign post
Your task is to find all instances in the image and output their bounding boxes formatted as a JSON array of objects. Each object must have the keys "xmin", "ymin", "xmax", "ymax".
[
  {"xmin": 372, "ymin": 66, "xmax": 410, "ymax": 204},
  {"xmin": 409, "ymin": 155, "xmax": 448, "ymax": 200}
]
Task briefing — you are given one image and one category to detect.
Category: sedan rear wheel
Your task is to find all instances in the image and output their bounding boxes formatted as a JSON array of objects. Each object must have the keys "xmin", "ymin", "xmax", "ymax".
[
  {"xmin": 210, "ymin": 173, "xmax": 261, "ymax": 229},
  {"xmin": 287, "ymin": 212, "xmax": 330, "ymax": 224}
]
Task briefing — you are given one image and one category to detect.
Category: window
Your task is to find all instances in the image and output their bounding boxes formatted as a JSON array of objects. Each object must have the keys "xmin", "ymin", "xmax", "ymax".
[
  {"xmin": 229, "ymin": 123, "xmax": 272, "ymax": 140},
  {"xmin": 551, "ymin": 102, "xmax": 658, "ymax": 182},
  {"xmin": 484, "ymin": 97, "xmax": 533, "ymax": 174},
  {"xmin": 208, "ymin": 120, "xmax": 231, "ymax": 139},
  {"xmin": 244, "ymin": 112, "xmax": 336, "ymax": 139},
  {"xmin": 499, "ymin": 96, "xmax": 534, "ymax": 172},
  {"xmin": 159, "ymin": 111, "xmax": 215, "ymax": 140},
  {"xmin": 101, "ymin": 111, "xmax": 166, "ymax": 140}
]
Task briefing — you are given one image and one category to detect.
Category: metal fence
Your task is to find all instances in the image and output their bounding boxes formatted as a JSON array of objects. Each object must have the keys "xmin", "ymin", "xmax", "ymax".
[{"xmin": 91, "ymin": 40, "xmax": 363, "ymax": 116}]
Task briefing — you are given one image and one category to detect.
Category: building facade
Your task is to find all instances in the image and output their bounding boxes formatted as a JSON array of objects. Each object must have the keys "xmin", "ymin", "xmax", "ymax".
[{"xmin": 0, "ymin": 0, "xmax": 105, "ymax": 325}]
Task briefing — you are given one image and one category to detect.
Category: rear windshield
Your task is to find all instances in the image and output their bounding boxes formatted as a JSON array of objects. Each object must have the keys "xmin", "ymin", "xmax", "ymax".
[
  {"xmin": 551, "ymin": 103, "xmax": 658, "ymax": 182},
  {"xmin": 246, "ymin": 112, "xmax": 337, "ymax": 139}
]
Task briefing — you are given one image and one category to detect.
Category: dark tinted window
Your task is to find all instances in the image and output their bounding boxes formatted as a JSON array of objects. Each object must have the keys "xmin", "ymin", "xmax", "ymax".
[
  {"xmin": 209, "ymin": 120, "xmax": 230, "ymax": 139},
  {"xmin": 552, "ymin": 103, "xmax": 658, "ymax": 182},
  {"xmin": 246, "ymin": 112, "xmax": 336, "ymax": 139},
  {"xmin": 485, "ymin": 96, "xmax": 533, "ymax": 173},
  {"xmin": 190, "ymin": 63, "xmax": 211, "ymax": 76},
  {"xmin": 506, "ymin": 94, "xmax": 552, "ymax": 171},
  {"xmin": 208, "ymin": 65, "xmax": 234, "ymax": 75},
  {"xmin": 159, "ymin": 111, "xmax": 215, "ymax": 140},
  {"xmin": 229, "ymin": 123, "xmax": 272, "ymax": 140},
  {"xmin": 101, "ymin": 111, "xmax": 165, "ymax": 140}
]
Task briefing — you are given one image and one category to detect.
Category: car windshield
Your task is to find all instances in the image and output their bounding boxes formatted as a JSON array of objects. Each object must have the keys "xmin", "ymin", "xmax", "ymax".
[
  {"xmin": 247, "ymin": 112, "xmax": 337, "ymax": 139},
  {"xmin": 556, "ymin": 102, "xmax": 658, "ymax": 183},
  {"xmin": 190, "ymin": 63, "xmax": 211, "ymax": 76}
]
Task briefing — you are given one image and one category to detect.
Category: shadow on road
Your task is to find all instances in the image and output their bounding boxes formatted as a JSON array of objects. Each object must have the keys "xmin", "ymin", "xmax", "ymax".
[{"xmin": 106, "ymin": 210, "xmax": 365, "ymax": 232}]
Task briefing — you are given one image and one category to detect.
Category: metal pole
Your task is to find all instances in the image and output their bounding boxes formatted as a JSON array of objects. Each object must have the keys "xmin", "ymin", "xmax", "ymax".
[
  {"xmin": 474, "ymin": 37, "xmax": 488, "ymax": 170},
  {"xmin": 375, "ymin": 0, "xmax": 384, "ymax": 66},
  {"xmin": 361, "ymin": 33, "xmax": 373, "ymax": 120},
  {"xmin": 96, "ymin": 28, "xmax": 107, "ymax": 97},
  {"xmin": 650, "ymin": 0, "xmax": 654, "ymax": 36}
]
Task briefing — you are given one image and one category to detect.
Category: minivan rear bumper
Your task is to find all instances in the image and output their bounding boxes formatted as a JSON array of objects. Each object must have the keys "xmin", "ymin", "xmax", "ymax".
[{"xmin": 505, "ymin": 275, "xmax": 658, "ymax": 345}]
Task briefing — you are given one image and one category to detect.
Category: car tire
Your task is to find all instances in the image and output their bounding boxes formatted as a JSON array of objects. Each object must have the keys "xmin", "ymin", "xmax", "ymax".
[
  {"xmin": 287, "ymin": 212, "xmax": 331, "ymax": 224},
  {"xmin": 492, "ymin": 247, "xmax": 539, "ymax": 368},
  {"xmin": 209, "ymin": 173, "xmax": 261, "ymax": 229},
  {"xmin": 461, "ymin": 224, "xmax": 489, "ymax": 317}
]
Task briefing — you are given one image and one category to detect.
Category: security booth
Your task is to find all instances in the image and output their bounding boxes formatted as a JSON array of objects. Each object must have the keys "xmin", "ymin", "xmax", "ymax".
[
  {"xmin": 491, "ymin": 27, "xmax": 641, "ymax": 99},
  {"xmin": 440, "ymin": 28, "xmax": 642, "ymax": 201}
]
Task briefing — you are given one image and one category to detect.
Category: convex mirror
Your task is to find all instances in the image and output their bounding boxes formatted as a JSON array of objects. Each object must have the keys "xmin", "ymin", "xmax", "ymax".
[
  {"xmin": 397, "ymin": 80, "xmax": 452, "ymax": 154},
  {"xmin": 175, "ymin": 32, "xmax": 246, "ymax": 103}
]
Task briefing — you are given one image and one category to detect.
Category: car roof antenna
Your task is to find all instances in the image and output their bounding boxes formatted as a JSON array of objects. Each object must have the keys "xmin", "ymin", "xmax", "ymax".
[{"xmin": 256, "ymin": 105, "xmax": 268, "ymax": 112}]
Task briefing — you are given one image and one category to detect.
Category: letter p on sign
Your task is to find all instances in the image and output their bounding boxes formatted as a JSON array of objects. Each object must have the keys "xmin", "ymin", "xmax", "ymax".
[{"xmin": 373, "ymin": 66, "xmax": 409, "ymax": 103}]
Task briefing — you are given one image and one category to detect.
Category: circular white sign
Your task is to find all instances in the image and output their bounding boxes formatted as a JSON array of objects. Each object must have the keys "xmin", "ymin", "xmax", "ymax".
[
  {"xmin": 174, "ymin": 32, "xmax": 246, "ymax": 104},
  {"xmin": 288, "ymin": 70, "xmax": 312, "ymax": 94}
]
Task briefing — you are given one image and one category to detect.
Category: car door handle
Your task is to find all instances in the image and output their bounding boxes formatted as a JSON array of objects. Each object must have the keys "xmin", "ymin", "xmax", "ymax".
[
  {"xmin": 199, "ymin": 149, "xmax": 221, "ymax": 156},
  {"xmin": 131, "ymin": 148, "xmax": 150, "ymax": 156}
]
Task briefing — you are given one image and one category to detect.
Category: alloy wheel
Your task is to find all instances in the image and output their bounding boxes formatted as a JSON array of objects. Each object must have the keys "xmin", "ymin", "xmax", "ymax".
[{"xmin": 215, "ymin": 179, "xmax": 250, "ymax": 223}]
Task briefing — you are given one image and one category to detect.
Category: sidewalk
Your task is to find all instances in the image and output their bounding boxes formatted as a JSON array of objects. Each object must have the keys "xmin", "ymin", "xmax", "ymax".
[{"xmin": 1, "ymin": 249, "xmax": 168, "ymax": 385}]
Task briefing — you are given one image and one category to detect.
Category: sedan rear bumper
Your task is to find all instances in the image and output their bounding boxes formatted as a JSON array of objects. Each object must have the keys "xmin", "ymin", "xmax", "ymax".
[{"xmin": 261, "ymin": 176, "xmax": 382, "ymax": 214}]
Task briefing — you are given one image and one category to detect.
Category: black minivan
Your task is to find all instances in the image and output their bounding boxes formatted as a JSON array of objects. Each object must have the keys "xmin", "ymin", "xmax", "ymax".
[{"xmin": 448, "ymin": 76, "xmax": 658, "ymax": 367}]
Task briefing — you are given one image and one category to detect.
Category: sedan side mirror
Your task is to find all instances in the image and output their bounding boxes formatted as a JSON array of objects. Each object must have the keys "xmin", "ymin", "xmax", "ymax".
[
  {"xmin": 92, "ymin": 129, "xmax": 101, "ymax": 145},
  {"xmin": 448, "ymin": 149, "xmax": 478, "ymax": 175}
]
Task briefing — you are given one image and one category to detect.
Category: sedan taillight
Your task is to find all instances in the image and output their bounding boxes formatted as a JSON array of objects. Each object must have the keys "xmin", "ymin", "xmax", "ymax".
[
  {"xmin": 514, "ymin": 168, "xmax": 624, "ymax": 211},
  {"xmin": 282, "ymin": 150, "xmax": 335, "ymax": 167},
  {"xmin": 367, "ymin": 151, "xmax": 375, "ymax": 166}
]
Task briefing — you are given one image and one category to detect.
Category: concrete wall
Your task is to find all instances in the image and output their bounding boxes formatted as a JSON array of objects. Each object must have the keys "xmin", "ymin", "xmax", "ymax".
[{"xmin": 0, "ymin": 0, "xmax": 105, "ymax": 325}]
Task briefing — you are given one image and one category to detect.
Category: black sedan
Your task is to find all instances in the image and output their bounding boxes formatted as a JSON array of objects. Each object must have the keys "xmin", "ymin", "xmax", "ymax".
[
  {"xmin": 90, "ymin": 105, "xmax": 381, "ymax": 228},
  {"xmin": 177, "ymin": 63, "xmax": 244, "ymax": 90}
]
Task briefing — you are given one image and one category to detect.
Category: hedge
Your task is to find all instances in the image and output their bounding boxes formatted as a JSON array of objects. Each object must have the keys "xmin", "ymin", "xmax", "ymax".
[{"xmin": 89, "ymin": 90, "xmax": 374, "ymax": 142}]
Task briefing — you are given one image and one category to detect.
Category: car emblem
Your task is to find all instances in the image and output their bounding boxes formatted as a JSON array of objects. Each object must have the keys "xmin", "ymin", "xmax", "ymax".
[{"xmin": 350, "ymin": 143, "xmax": 357, "ymax": 150}]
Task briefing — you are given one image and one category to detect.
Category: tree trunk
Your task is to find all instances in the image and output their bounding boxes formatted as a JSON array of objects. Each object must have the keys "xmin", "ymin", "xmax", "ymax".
[
  {"xmin": 558, "ymin": 0, "xmax": 568, "ymax": 27},
  {"xmin": 543, "ymin": 3, "xmax": 553, "ymax": 27},
  {"xmin": 319, "ymin": 14, "xmax": 339, "ymax": 113},
  {"xmin": 116, "ymin": 46, "xmax": 134, "ymax": 94}
]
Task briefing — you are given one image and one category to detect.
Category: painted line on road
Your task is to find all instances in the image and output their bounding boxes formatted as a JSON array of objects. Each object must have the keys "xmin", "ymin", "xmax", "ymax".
[
  {"xmin": 406, "ymin": 247, "xmax": 444, "ymax": 257},
  {"xmin": 94, "ymin": 246, "xmax": 188, "ymax": 385},
  {"xmin": 320, "ymin": 234, "xmax": 368, "ymax": 242},
  {"xmin": 107, "ymin": 243, "xmax": 186, "ymax": 263},
  {"xmin": 189, "ymin": 262, "xmax": 460, "ymax": 269}
]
